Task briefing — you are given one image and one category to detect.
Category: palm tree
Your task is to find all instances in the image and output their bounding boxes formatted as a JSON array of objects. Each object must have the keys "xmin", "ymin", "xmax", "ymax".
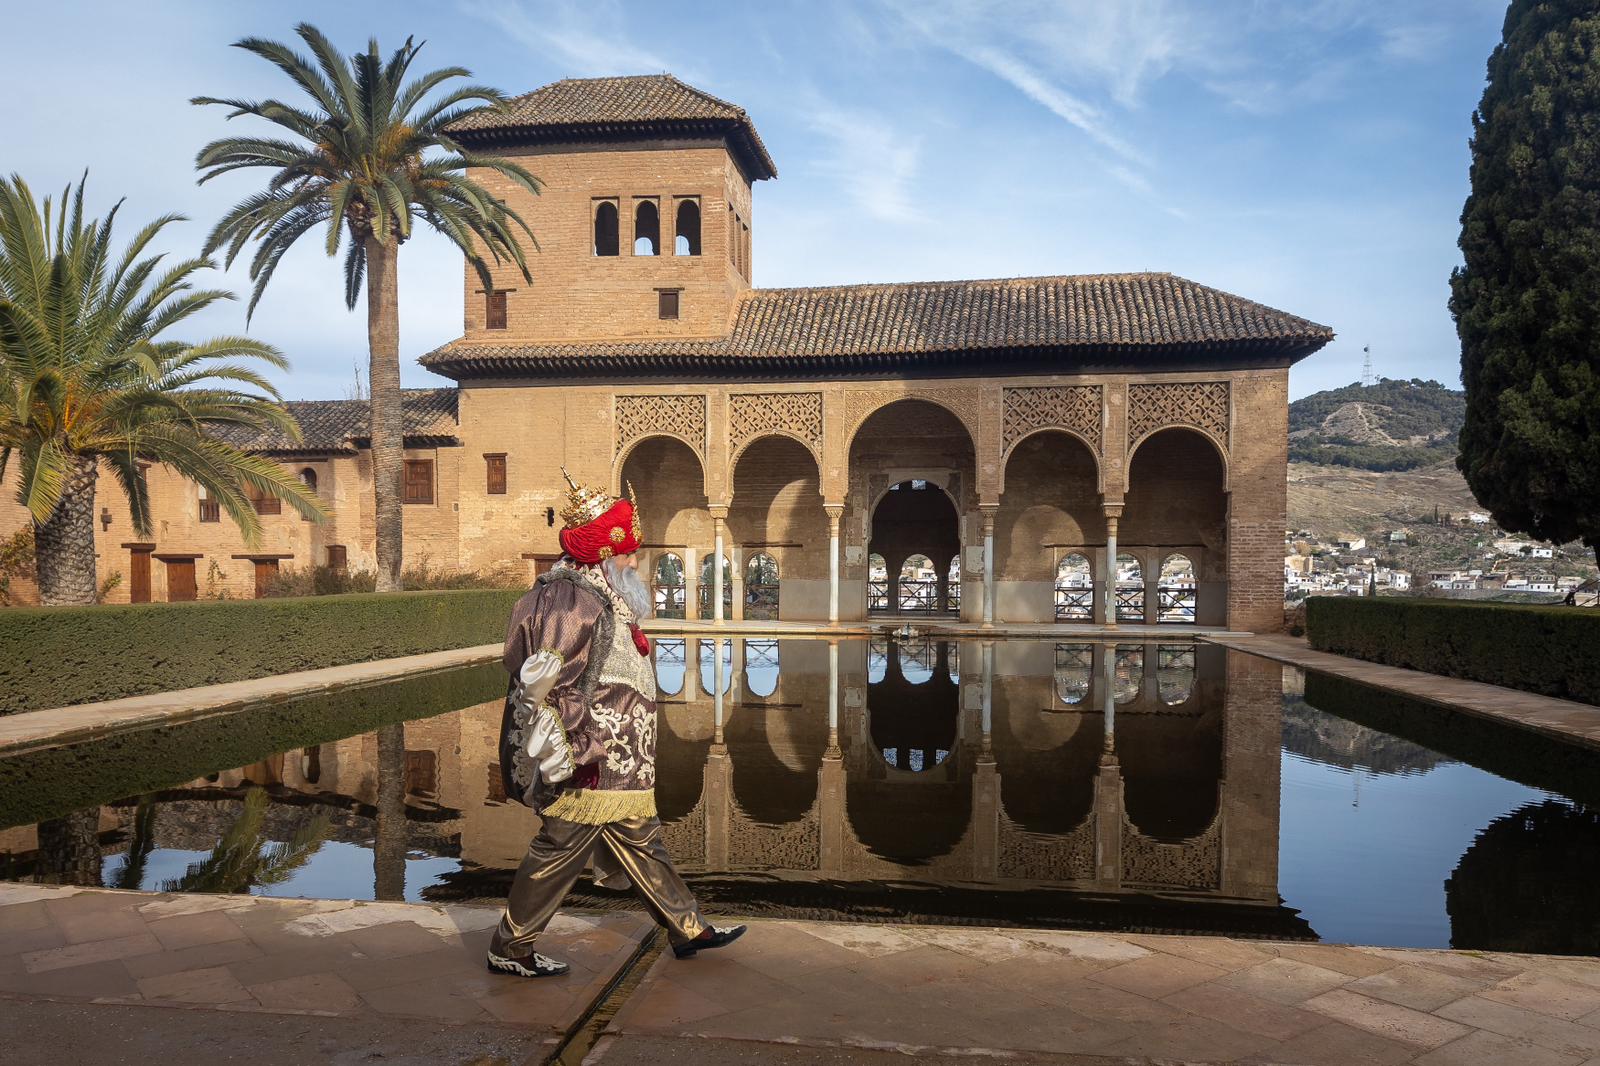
[
  {"xmin": 0, "ymin": 176, "xmax": 325, "ymax": 606},
  {"xmin": 193, "ymin": 24, "xmax": 540, "ymax": 592},
  {"xmin": 160, "ymin": 786, "xmax": 331, "ymax": 894}
]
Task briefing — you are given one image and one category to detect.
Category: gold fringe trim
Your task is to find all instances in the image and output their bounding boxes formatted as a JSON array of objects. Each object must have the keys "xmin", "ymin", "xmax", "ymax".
[{"xmin": 540, "ymin": 788, "xmax": 656, "ymax": 825}]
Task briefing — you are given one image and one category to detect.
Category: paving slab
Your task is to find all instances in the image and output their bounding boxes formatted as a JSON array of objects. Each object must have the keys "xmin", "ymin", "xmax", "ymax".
[
  {"xmin": 599, "ymin": 919, "xmax": 1600, "ymax": 1065},
  {"xmin": 1206, "ymin": 631, "xmax": 1600, "ymax": 750},
  {"xmin": 0, "ymin": 881, "xmax": 650, "ymax": 1054}
]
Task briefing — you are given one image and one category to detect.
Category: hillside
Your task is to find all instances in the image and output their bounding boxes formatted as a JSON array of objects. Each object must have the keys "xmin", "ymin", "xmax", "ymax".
[{"xmin": 1288, "ymin": 378, "xmax": 1465, "ymax": 471}]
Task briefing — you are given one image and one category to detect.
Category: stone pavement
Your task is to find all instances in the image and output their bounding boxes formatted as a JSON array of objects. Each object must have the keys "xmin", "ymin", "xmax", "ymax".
[
  {"xmin": 598, "ymin": 920, "xmax": 1600, "ymax": 1065},
  {"xmin": 0, "ymin": 882, "xmax": 649, "ymax": 1063},
  {"xmin": 1207, "ymin": 632, "xmax": 1600, "ymax": 752},
  {"xmin": 5, "ymin": 884, "xmax": 1600, "ymax": 1065}
]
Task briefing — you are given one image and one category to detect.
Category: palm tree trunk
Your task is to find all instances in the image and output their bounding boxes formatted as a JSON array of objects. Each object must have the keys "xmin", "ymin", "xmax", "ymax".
[
  {"xmin": 34, "ymin": 454, "xmax": 99, "ymax": 606},
  {"xmin": 366, "ymin": 236, "xmax": 405, "ymax": 593},
  {"xmin": 35, "ymin": 808, "xmax": 103, "ymax": 886},
  {"xmin": 373, "ymin": 721, "xmax": 407, "ymax": 901}
]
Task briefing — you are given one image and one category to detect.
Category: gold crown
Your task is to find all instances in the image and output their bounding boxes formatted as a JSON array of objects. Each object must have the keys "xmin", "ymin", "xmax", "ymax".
[{"xmin": 559, "ymin": 469, "xmax": 615, "ymax": 528}]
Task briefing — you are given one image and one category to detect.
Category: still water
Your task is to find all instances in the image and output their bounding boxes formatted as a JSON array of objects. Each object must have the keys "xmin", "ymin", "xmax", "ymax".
[{"xmin": 2, "ymin": 638, "xmax": 1595, "ymax": 955}]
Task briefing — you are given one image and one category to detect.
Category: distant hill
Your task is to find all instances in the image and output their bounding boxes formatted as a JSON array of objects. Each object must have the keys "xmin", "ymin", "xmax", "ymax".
[{"xmin": 1288, "ymin": 378, "xmax": 1465, "ymax": 471}]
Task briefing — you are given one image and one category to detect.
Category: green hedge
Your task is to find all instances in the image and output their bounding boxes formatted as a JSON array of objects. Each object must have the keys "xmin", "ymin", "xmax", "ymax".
[
  {"xmin": 0, "ymin": 589, "xmax": 521, "ymax": 715},
  {"xmin": 1306, "ymin": 597, "xmax": 1600, "ymax": 706}
]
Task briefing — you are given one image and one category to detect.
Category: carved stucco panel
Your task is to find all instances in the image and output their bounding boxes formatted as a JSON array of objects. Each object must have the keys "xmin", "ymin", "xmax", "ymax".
[
  {"xmin": 1126, "ymin": 382, "xmax": 1230, "ymax": 452},
  {"xmin": 729, "ymin": 391, "xmax": 823, "ymax": 459},
  {"xmin": 614, "ymin": 393, "xmax": 708, "ymax": 460},
  {"xmin": 1001, "ymin": 385, "xmax": 1104, "ymax": 454}
]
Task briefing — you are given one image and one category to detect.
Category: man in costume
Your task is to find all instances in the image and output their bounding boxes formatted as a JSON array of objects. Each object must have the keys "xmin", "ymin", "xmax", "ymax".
[{"xmin": 487, "ymin": 473, "xmax": 746, "ymax": 978}]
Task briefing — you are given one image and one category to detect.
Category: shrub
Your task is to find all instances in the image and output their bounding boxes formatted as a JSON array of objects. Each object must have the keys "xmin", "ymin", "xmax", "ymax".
[
  {"xmin": 260, "ymin": 560, "xmax": 525, "ymax": 598},
  {"xmin": 0, "ymin": 588, "xmax": 524, "ymax": 715},
  {"xmin": 1306, "ymin": 597, "xmax": 1600, "ymax": 705}
]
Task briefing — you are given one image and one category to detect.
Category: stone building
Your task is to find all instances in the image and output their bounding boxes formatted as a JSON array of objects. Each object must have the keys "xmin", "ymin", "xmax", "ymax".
[{"xmin": 1, "ymin": 75, "xmax": 1332, "ymax": 630}]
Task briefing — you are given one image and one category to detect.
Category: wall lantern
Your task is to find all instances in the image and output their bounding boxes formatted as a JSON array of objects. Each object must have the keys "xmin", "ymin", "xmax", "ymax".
[
  {"xmin": 546, "ymin": 507, "xmax": 555, "ymax": 527},
  {"xmin": 100, "ymin": 507, "xmax": 113, "ymax": 532}
]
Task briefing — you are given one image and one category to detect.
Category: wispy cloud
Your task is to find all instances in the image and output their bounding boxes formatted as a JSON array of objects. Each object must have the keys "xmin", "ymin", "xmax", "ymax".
[
  {"xmin": 459, "ymin": 0, "xmax": 682, "ymax": 78},
  {"xmin": 808, "ymin": 105, "xmax": 926, "ymax": 224}
]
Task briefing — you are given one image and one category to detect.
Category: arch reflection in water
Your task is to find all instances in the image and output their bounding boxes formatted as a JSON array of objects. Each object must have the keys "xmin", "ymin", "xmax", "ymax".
[{"xmin": 12, "ymin": 641, "xmax": 1600, "ymax": 950}]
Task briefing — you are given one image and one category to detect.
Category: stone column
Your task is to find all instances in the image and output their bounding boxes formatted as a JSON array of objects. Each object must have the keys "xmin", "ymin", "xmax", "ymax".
[
  {"xmin": 981, "ymin": 505, "xmax": 998, "ymax": 626},
  {"xmin": 825, "ymin": 503, "xmax": 844, "ymax": 624},
  {"xmin": 981, "ymin": 641, "xmax": 995, "ymax": 749},
  {"xmin": 730, "ymin": 547, "xmax": 745, "ymax": 622},
  {"xmin": 712, "ymin": 637, "xmax": 726, "ymax": 744},
  {"xmin": 827, "ymin": 640, "xmax": 841, "ymax": 751},
  {"xmin": 1103, "ymin": 506, "xmax": 1122, "ymax": 627},
  {"xmin": 1094, "ymin": 643, "xmax": 1122, "ymax": 888},
  {"xmin": 710, "ymin": 505, "xmax": 728, "ymax": 624}
]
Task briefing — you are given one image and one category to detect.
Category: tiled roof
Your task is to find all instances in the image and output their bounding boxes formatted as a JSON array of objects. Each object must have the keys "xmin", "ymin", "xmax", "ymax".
[
  {"xmin": 448, "ymin": 74, "xmax": 777, "ymax": 180},
  {"xmin": 214, "ymin": 389, "xmax": 459, "ymax": 453},
  {"xmin": 421, "ymin": 273, "xmax": 1333, "ymax": 379}
]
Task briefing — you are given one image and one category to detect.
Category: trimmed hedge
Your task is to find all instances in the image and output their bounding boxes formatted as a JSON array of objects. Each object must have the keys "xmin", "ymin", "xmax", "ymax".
[
  {"xmin": 0, "ymin": 589, "xmax": 522, "ymax": 715},
  {"xmin": 1306, "ymin": 597, "xmax": 1600, "ymax": 706}
]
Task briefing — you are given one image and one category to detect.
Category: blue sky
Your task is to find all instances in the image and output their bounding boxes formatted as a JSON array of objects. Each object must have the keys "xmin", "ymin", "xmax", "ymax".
[{"xmin": 1, "ymin": 0, "xmax": 1511, "ymax": 399}]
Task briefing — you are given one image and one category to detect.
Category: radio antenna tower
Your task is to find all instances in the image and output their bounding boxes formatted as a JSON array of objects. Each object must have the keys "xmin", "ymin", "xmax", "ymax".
[{"xmin": 1361, "ymin": 345, "xmax": 1375, "ymax": 387}]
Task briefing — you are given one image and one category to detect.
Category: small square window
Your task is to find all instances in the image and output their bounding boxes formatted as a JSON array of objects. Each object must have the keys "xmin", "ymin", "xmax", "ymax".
[
  {"xmin": 658, "ymin": 289, "xmax": 680, "ymax": 320},
  {"xmin": 326, "ymin": 545, "xmax": 348, "ymax": 570},
  {"xmin": 485, "ymin": 290, "xmax": 508, "ymax": 330}
]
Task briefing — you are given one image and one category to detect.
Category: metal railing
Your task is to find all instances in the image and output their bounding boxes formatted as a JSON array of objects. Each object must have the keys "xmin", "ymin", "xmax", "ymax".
[
  {"xmin": 1158, "ymin": 586, "xmax": 1197, "ymax": 623},
  {"xmin": 746, "ymin": 583, "xmax": 779, "ymax": 621},
  {"xmin": 653, "ymin": 584, "xmax": 685, "ymax": 619},
  {"xmin": 1054, "ymin": 585, "xmax": 1093, "ymax": 621},
  {"xmin": 1115, "ymin": 585, "xmax": 1145, "ymax": 623},
  {"xmin": 897, "ymin": 579, "xmax": 944, "ymax": 613}
]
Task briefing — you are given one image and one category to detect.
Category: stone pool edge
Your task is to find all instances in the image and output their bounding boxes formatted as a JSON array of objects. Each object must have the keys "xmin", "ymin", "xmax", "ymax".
[{"xmin": 1204, "ymin": 631, "xmax": 1600, "ymax": 753}]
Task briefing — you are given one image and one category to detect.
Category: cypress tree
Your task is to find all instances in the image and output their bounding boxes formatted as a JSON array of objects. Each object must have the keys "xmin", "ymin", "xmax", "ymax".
[{"xmin": 1450, "ymin": 0, "xmax": 1600, "ymax": 569}]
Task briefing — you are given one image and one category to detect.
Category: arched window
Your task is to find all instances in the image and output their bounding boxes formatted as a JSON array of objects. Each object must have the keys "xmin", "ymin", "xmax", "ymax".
[
  {"xmin": 1116, "ymin": 553, "xmax": 1145, "ymax": 623},
  {"xmin": 653, "ymin": 552, "xmax": 685, "ymax": 619},
  {"xmin": 593, "ymin": 201, "xmax": 619, "ymax": 256},
  {"xmin": 198, "ymin": 484, "xmax": 220, "ymax": 523},
  {"xmin": 745, "ymin": 638, "xmax": 779, "ymax": 697},
  {"xmin": 946, "ymin": 555, "xmax": 962, "ymax": 613},
  {"xmin": 675, "ymin": 199, "xmax": 701, "ymax": 256},
  {"xmin": 1114, "ymin": 645, "xmax": 1144, "ymax": 704},
  {"xmin": 898, "ymin": 638, "xmax": 936, "ymax": 684},
  {"xmin": 634, "ymin": 200, "xmax": 660, "ymax": 256},
  {"xmin": 1055, "ymin": 643, "xmax": 1093, "ymax": 704},
  {"xmin": 698, "ymin": 554, "xmax": 731, "ymax": 620},
  {"xmin": 746, "ymin": 552, "xmax": 778, "ymax": 621},
  {"xmin": 1159, "ymin": 553, "xmax": 1198, "ymax": 623},
  {"xmin": 867, "ymin": 552, "xmax": 889, "ymax": 611},
  {"xmin": 653, "ymin": 638, "xmax": 686, "ymax": 696},
  {"xmin": 298, "ymin": 468, "xmax": 318, "ymax": 523},
  {"xmin": 1055, "ymin": 553, "xmax": 1093, "ymax": 621},
  {"xmin": 1157, "ymin": 645, "xmax": 1195, "ymax": 705}
]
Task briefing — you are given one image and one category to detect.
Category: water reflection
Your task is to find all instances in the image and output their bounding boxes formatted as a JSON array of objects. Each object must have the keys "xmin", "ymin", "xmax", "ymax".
[{"xmin": 2, "ymin": 639, "xmax": 1597, "ymax": 952}]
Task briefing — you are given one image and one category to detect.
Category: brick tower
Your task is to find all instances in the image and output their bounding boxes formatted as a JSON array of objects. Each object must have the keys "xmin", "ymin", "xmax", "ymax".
[{"xmin": 448, "ymin": 75, "xmax": 777, "ymax": 345}]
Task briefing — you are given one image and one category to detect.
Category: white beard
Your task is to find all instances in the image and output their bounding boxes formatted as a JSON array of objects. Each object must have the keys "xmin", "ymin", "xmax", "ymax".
[{"xmin": 602, "ymin": 558, "xmax": 654, "ymax": 619}]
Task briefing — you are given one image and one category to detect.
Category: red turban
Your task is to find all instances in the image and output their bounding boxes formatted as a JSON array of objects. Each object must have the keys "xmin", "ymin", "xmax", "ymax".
[{"xmin": 559, "ymin": 497, "xmax": 642, "ymax": 565}]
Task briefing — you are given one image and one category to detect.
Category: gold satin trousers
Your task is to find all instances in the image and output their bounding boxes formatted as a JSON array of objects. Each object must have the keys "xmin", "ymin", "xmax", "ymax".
[{"xmin": 491, "ymin": 814, "xmax": 707, "ymax": 956}]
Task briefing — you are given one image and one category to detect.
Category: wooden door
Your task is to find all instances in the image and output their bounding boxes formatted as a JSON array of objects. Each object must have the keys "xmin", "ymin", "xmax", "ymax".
[
  {"xmin": 253, "ymin": 559, "xmax": 279, "ymax": 598},
  {"xmin": 166, "ymin": 559, "xmax": 197, "ymax": 602},
  {"xmin": 129, "ymin": 549, "xmax": 151, "ymax": 603}
]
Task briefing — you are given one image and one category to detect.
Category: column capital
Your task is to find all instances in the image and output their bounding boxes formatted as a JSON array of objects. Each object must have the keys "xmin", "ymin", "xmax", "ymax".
[
  {"xmin": 977, "ymin": 501, "xmax": 1000, "ymax": 517},
  {"xmin": 708, "ymin": 503, "xmax": 730, "ymax": 521},
  {"xmin": 823, "ymin": 501, "xmax": 845, "ymax": 518},
  {"xmin": 1102, "ymin": 503, "xmax": 1124, "ymax": 520}
]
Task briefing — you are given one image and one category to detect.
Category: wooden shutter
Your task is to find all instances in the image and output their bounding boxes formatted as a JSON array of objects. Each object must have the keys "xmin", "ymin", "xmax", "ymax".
[
  {"xmin": 658, "ymin": 290, "xmax": 680, "ymax": 320},
  {"xmin": 485, "ymin": 290, "xmax": 507, "ymax": 330},
  {"xmin": 253, "ymin": 559, "xmax": 279, "ymax": 598},
  {"xmin": 404, "ymin": 460, "xmax": 434, "ymax": 504},
  {"xmin": 405, "ymin": 750, "xmax": 437, "ymax": 796},
  {"xmin": 129, "ymin": 549, "xmax": 152, "ymax": 604},
  {"xmin": 166, "ymin": 559, "xmax": 197, "ymax": 602},
  {"xmin": 249, "ymin": 486, "xmax": 281, "ymax": 516},
  {"xmin": 485, "ymin": 454, "xmax": 507, "ymax": 495},
  {"xmin": 326, "ymin": 545, "xmax": 347, "ymax": 570}
]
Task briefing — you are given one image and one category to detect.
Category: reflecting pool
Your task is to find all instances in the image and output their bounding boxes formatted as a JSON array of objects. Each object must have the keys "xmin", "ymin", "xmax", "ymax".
[{"xmin": 2, "ymin": 638, "xmax": 1596, "ymax": 955}]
